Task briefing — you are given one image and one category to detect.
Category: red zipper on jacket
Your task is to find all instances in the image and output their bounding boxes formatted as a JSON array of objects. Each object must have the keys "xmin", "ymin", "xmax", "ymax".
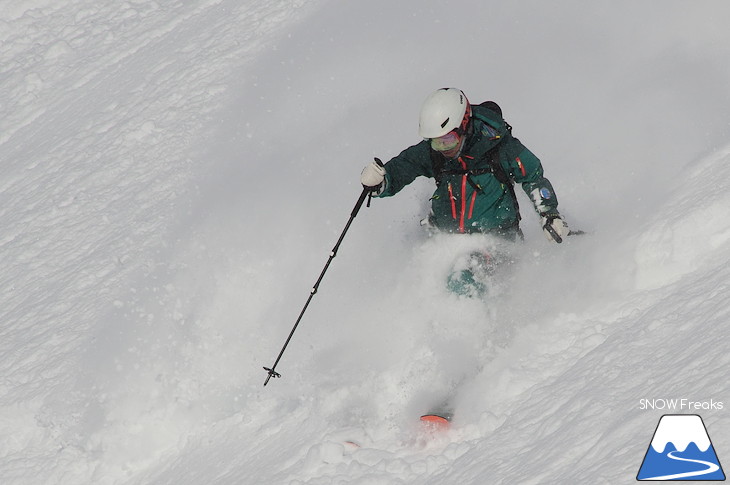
[
  {"xmin": 516, "ymin": 157, "xmax": 526, "ymax": 177},
  {"xmin": 459, "ymin": 172, "xmax": 467, "ymax": 232},
  {"xmin": 458, "ymin": 156, "xmax": 473, "ymax": 233},
  {"xmin": 468, "ymin": 191, "xmax": 477, "ymax": 220},
  {"xmin": 447, "ymin": 156, "xmax": 478, "ymax": 233},
  {"xmin": 464, "ymin": 156, "xmax": 478, "ymax": 223},
  {"xmin": 447, "ymin": 183, "xmax": 457, "ymax": 220}
]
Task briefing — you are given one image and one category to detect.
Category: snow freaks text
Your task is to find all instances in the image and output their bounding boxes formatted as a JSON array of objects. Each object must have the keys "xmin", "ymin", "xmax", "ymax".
[{"xmin": 639, "ymin": 399, "xmax": 724, "ymax": 411}]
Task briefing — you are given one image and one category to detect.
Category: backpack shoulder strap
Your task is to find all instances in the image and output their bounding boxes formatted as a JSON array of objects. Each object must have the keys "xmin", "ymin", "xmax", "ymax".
[
  {"xmin": 429, "ymin": 149, "xmax": 451, "ymax": 188},
  {"xmin": 476, "ymin": 101, "xmax": 521, "ymax": 221}
]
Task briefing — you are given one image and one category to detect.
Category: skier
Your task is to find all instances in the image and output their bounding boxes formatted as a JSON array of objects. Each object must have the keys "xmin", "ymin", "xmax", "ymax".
[
  {"xmin": 360, "ymin": 87, "xmax": 570, "ymax": 295},
  {"xmin": 361, "ymin": 87, "xmax": 569, "ymax": 241}
]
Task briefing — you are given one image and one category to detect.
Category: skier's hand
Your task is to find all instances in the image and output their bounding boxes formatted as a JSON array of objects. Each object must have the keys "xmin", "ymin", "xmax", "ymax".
[
  {"xmin": 542, "ymin": 214, "xmax": 569, "ymax": 243},
  {"xmin": 360, "ymin": 160, "xmax": 386, "ymax": 195}
]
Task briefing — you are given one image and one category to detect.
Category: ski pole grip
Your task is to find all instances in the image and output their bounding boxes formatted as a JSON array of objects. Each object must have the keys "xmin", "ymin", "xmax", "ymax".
[
  {"xmin": 352, "ymin": 187, "xmax": 370, "ymax": 217},
  {"xmin": 354, "ymin": 158, "xmax": 383, "ymax": 216},
  {"xmin": 364, "ymin": 158, "xmax": 385, "ymax": 210}
]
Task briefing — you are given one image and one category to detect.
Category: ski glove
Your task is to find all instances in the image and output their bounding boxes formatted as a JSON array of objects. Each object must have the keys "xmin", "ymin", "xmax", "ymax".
[
  {"xmin": 360, "ymin": 160, "xmax": 386, "ymax": 195},
  {"xmin": 542, "ymin": 214, "xmax": 570, "ymax": 243}
]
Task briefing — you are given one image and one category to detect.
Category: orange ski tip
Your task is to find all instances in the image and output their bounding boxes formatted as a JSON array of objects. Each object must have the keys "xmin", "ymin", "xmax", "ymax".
[
  {"xmin": 420, "ymin": 414, "xmax": 449, "ymax": 423},
  {"xmin": 420, "ymin": 414, "xmax": 451, "ymax": 431}
]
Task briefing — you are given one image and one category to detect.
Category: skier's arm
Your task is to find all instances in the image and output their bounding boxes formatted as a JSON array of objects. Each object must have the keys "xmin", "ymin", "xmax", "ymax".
[
  {"xmin": 378, "ymin": 142, "xmax": 433, "ymax": 197},
  {"xmin": 502, "ymin": 138, "xmax": 559, "ymax": 217},
  {"xmin": 503, "ymin": 138, "xmax": 571, "ymax": 242}
]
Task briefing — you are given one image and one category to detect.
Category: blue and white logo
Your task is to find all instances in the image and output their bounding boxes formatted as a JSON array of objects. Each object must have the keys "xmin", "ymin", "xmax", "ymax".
[{"xmin": 637, "ymin": 414, "xmax": 725, "ymax": 481}]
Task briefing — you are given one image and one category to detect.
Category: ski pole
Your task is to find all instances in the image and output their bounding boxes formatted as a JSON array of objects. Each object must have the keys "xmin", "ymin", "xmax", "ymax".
[{"xmin": 263, "ymin": 184, "xmax": 374, "ymax": 386}]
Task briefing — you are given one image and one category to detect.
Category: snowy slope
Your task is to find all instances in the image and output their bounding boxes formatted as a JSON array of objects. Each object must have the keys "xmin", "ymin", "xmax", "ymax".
[
  {"xmin": 0, "ymin": 0, "xmax": 319, "ymax": 482},
  {"xmin": 2, "ymin": 1, "xmax": 730, "ymax": 484}
]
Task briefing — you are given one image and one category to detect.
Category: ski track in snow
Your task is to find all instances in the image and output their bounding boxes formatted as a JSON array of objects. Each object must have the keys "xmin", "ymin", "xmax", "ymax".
[{"xmin": 2, "ymin": 1, "xmax": 730, "ymax": 484}]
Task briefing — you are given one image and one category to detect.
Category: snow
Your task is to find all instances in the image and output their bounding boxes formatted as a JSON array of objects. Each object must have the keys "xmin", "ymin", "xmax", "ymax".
[{"xmin": 2, "ymin": 0, "xmax": 730, "ymax": 484}]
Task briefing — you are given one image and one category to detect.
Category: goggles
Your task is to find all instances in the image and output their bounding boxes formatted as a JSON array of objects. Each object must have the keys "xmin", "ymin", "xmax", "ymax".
[{"xmin": 429, "ymin": 130, "xmax": 462, "ymax": 153}]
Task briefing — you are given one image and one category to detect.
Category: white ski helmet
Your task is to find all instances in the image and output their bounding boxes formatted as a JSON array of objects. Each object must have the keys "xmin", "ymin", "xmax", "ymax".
[{"xmin": 418, "ymin": 88, "xmax": 471, "ymax": 139}]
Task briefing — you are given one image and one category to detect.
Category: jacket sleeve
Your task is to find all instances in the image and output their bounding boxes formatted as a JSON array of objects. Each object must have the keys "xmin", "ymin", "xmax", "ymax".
[
  {"xmin": 378, "ymin": 141, "xmax": 434, "ymax": 197},
  {"xmin": 501, "ymin": 136, "xmax": 560, "ymax": 216}
]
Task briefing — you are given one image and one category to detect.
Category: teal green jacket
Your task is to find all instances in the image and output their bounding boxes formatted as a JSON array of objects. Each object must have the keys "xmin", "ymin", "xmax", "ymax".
[{"xmin": 378, "ymin": 103, "xmax": 560, "ymax": 234}]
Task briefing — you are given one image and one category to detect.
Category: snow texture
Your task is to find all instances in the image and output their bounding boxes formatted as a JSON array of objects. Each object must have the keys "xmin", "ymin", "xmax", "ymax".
[{"xmin": 2, "ymin": 0, "xmax": 730, "ymax": 484}]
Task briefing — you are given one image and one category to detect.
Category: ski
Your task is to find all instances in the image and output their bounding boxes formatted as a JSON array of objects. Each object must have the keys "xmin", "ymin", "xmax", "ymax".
[{"xmin": 420, "ymin": 413, "xmax": 452, "ymax": 432}]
